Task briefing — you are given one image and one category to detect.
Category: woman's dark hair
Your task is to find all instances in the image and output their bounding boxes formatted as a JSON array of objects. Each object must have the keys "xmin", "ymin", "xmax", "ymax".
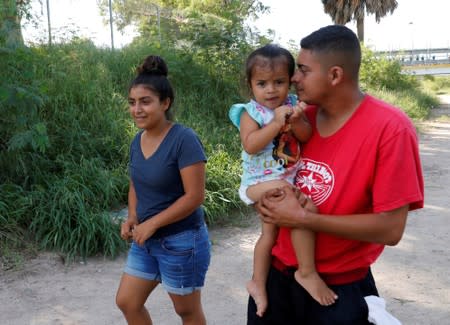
[
  {"xmin": 244, "ymin": 44, "xmax": 295, "ymax": 93},
  {"xmin": 129, "ymin": 55, "xmax": 175, "ymax": 120}
]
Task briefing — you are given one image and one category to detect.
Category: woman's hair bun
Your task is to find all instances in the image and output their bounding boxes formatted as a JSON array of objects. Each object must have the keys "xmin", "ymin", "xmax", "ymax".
[{"xmin": 137, "ymin": 55, "xmax": 168, "ymax": 77}]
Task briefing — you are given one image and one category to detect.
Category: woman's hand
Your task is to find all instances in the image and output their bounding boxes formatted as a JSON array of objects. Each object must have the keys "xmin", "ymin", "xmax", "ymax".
[
  {"xmin": 120, "ymin": 218, "xmax": 137, "ymax": 241},
  {"xmin": 132, "ymin": 221, "xmax": 157, "ymax": 246},
  {"xmin": 256, "ymin": 185, "xmax": 316, "ymax": 228}
]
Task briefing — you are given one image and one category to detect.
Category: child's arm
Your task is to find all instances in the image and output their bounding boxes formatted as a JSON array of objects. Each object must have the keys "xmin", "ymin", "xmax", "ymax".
[
  {"xmin": 289, "ymin": 101, "xmax": 312, "ymax": 143},
  {"xmin": 240, "ymin": 107, "xmax": 291, "ymax": 154}
]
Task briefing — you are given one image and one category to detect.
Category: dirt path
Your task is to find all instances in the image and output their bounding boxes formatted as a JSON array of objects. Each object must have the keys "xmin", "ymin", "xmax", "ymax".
[{"xmin": 1, "ymin": 97, "xmax": 449, "ymax": 325}]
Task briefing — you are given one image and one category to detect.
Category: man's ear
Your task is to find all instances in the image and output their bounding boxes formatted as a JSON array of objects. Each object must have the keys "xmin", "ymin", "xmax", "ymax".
[{"xmin": 329, "ymin": 66, "xmax": 344, "ymax": 86}]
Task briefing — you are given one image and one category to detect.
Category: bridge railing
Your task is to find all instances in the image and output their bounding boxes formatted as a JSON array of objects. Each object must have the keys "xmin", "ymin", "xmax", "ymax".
[
  {"xmin": 400, "ymin": 58, "xmax": 450, "ymax": 66},
  {"xmin": 375, "ymin": 48, "xmax": 450, "ymax": 66}
]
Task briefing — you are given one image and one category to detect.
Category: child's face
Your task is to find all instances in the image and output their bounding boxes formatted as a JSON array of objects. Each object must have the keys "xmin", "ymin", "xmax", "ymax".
[{"xmin": 250, "ymin": 59, "xmax": 291, "ymax": 110}]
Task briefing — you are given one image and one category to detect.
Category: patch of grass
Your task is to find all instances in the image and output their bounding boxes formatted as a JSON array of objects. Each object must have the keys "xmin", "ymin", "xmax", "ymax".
[
  {"xmin": 369, "ymin": 87, "xmax": 438, "ymax": 121},
  {"xmin": 420, "ymin": 75, "xmax": 450, "ymax": 95},
  {"xmin": 435, "ymin": 115, "xmax": 450, "ymax": 122},
  {"xmin": 0, "ymin": 223, "xmax": 37, "ymax": 272}
]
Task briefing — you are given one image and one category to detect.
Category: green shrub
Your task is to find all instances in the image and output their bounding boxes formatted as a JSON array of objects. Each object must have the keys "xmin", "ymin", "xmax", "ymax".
[
  {"xmin": 421, "ymin": 75, "xmax": 450, "ymax": 95},
  {"xmin": 0, "ymin": 183, "xmax": 32, "ymax": 237},
  {"xmin": 0, "ymin": 40, "xmax": 246, "ymax": 260},
  {"xmin": 360, "ymin": 46, "xmax": 436, "ymax": 120},
  {"xmin": 28, "ymin": 158, "xmax": 128, "ymax": 259},
  {"xmin": 0, "ymin": 183, "xmax": 35, "ymax": 270},
  {"xmin": 360, "ymin": 46, "xmax": 419, "ymax": 91},
  {"xmin": 203, "ymin": 146, "xmax": 242, "ymax": 224}
]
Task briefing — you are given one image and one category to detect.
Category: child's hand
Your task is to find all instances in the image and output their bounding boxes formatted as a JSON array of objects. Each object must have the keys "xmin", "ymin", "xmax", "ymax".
[
  {"xmin": 273, "ymin": 104, "xmax": 294, "ymax": 127},
  {"xmin": 287, "ymin": 101, "xmax": 312, "ymax": 142},
  {"xmin": 288, "ymin": 101, "xmax": 307, "ymax": 123}
]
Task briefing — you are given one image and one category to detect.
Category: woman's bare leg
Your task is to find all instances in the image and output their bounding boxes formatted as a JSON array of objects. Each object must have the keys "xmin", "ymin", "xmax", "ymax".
[
  {"xmin": 116, "ymin": 273, "xmax": 159, "ymax": 325},
  {"xmin": 169, "ymin": 290, "xmax": 206, "ymax": 325}
]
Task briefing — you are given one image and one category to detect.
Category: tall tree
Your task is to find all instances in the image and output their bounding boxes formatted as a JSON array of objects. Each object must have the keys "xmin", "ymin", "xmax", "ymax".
[
  {"xmin": 97, "ymin": 0, "xmax": 266, "ymax": 46},
  {"xmin": 322, "ymin": 0, "xmax": 398, "ymax": 43},
  {"xmin": 0, "ymin": 0, "xmax": 32, "ymax": 47}
]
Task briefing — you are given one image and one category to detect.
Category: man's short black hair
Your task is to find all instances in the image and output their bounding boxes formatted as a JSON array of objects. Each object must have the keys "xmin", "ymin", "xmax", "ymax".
[{"xmin": 300, "ymin": 25, "xmax": 361, "ymax": 79}]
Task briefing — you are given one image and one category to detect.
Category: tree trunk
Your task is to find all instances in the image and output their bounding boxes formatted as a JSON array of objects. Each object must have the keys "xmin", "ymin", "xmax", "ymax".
[
  {"xmin": 356, "ymin": 16, "xmax": 364, "ymax": 44},
  {"xmin": 0, "ymin": 0, "xmax": 25, "ymax": 47}
]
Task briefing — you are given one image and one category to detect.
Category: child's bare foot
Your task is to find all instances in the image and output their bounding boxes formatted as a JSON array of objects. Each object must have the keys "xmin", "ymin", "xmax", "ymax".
[
  {"xmin": 294, "ymin": 270, "xmax": 338, "ymax": 306},
  {"xmin": 247, "ymin": 279, "xmax": 268, "ymax": 317}
]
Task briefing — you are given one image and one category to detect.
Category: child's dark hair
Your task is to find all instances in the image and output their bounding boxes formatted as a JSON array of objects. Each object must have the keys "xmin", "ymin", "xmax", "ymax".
[
  {"xmin": 245, "ymin": 44, "xmax": 295, "ymax": 89},
  {"xmin": 301, "ymin": 25, "xmax": 361, "ymax": 79},
  {"xmin": 129, "ymin": 55, "xmax": 175, "ymax": 120}
]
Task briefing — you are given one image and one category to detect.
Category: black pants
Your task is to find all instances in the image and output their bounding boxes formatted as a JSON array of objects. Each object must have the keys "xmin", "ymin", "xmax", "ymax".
[{"xmin": 247, "ymin": 266, "xmax": 379, "ymax": 325}]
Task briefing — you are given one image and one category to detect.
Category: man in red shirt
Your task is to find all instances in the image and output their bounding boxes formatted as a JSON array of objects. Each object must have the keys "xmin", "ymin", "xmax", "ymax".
[{"xmin": 247, "ymin": 25, "xmax": 424, "ymax": 325}]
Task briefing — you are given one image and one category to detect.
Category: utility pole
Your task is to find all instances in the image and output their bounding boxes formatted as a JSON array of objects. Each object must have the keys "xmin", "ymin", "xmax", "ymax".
[
  {"xmin": 46, "ymin": 0, "xmax": 52, "ymax": 45},
  {"xmin": 155, "ymin": 5, "xmax": 161, "ymax": 43},
  {"xmin": 408, "ymin": 22, "xmax": 414, "ymax": 61},
  {"xmin": 147, "ymin": 3, "xmax": 161, "ymax": 43},
  {"xmin": 109, "ymin": 0, "xmax": 114, "ymax": 50}
]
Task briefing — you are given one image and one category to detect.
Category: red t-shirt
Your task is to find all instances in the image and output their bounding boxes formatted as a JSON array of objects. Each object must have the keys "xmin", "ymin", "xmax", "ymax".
[{"xmin": 272, "ymin": 95, "xmax": 424, "ymax": 277}]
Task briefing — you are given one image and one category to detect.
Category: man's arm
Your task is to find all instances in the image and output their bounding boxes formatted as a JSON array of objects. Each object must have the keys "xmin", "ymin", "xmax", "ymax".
[{"xmin": 257, "ymin": 186, "xmax": 408, "ymax": 246}]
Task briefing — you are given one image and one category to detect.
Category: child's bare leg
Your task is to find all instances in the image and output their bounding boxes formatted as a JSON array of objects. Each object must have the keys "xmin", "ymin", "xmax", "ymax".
[
  {"xmin": 246, "ymin": 180, "xmax": 287, "ymax": 317},
  {"xmin": 291, "ymin": 229, "xmax": 338, "ymax": 305},
  {"xmin": 247, "ymin": 180, "xmax": 288, "ymax": 317},
  {"xmin": 246, "ymin": 179, "xmax": 292, "ymax": 204},
  {"xmin": 247, "ymin": 221, "xmax": 277, "ymax": 317}
]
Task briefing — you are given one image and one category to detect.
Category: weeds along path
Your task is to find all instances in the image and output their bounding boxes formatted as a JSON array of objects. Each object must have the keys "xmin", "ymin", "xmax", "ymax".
[{"xmin": 0, "ymin": 96, "xmax": 449, "ymax": 324}]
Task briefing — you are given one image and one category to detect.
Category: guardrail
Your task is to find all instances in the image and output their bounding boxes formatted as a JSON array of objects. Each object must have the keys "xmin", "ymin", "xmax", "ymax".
[{"xmin": 401, "ymin": 58, "xmax": 450, "ymax": 66}]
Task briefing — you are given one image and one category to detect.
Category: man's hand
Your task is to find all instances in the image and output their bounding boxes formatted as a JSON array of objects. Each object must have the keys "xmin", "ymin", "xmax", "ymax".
[{"xmin": 256, "ymin": 185, "xmax": 316, "ymax": 228}]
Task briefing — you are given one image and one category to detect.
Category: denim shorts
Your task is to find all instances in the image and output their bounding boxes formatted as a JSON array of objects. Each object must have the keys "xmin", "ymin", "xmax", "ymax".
[{"xmin": 124, "ymin": 223, "xmax": 211, "ymax": 295}]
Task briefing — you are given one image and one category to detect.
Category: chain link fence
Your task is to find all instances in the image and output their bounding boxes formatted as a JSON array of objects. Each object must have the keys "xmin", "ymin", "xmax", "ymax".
[{"xmin": 22, "ymin": 0, "xmax": 137, "ymax": 48}]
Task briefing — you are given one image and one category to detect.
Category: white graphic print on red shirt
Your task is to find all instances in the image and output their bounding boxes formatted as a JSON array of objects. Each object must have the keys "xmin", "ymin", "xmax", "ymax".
[{"xmin": 294, "ymin": 159, "xmax": 334, "ymax": 206}]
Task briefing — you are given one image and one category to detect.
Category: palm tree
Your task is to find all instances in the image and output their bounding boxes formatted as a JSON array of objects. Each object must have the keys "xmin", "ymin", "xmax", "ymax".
[{"xmin": 322, "ymin": 0, "xmax": 398, "ymax": 43}]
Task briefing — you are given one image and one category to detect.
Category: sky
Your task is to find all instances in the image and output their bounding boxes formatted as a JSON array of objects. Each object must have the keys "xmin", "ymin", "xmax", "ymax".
[{"xmin": 22, "ymin": 0, "xmax": 450, "ymax": 52}]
